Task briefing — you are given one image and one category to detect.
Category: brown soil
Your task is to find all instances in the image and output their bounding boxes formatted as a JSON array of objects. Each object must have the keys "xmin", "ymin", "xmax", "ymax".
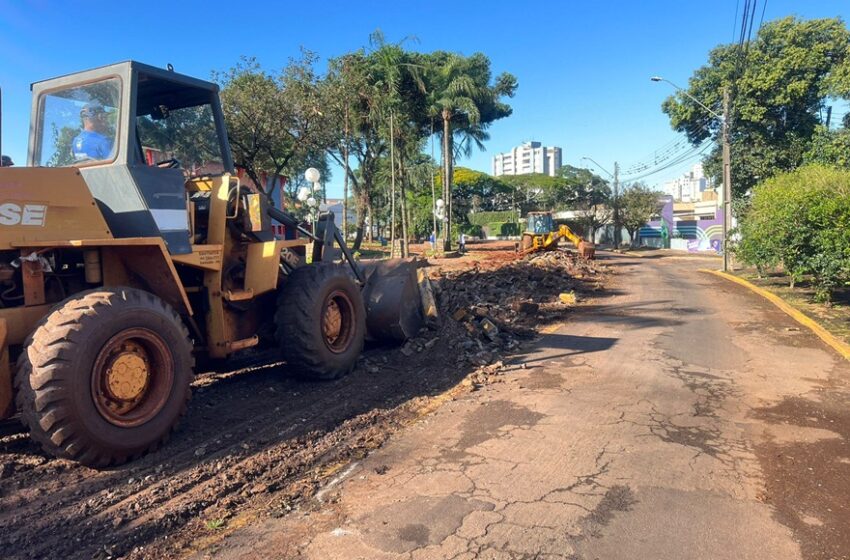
[{"xmin": 0, "ymin": 243, "xmax": 607, "ymax": 560}]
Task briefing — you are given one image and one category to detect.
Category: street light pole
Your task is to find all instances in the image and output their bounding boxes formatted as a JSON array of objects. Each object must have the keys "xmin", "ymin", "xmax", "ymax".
[
  {"xmin": 722, "ymin": 87, "xmax": 732, "ymax": 272},
  {"xmin": 580, "ymin": 156, "xmax": 619, "ymax": 247},
  {"xmin": 613, "ymin": 161, "xmax": 620, "ymax": 248},
  {"xmin": 651, "ymin": 76, "xmax": 731, "ymax": 270}
]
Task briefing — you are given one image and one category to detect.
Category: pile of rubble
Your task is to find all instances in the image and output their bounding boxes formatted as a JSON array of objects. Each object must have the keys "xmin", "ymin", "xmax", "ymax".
[{"xmin": 396, "ymin": 249, "xmax": 606, "ymax": 387}]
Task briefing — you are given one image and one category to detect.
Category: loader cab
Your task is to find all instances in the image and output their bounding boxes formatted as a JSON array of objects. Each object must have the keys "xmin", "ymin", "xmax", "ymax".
[
  {"xmin": 527, "ymin": 211, "xmax": 554, "ymax": 235},
  {"xmin": 28, "ymin": 61, "xmax": 234, "ymax": 255}
]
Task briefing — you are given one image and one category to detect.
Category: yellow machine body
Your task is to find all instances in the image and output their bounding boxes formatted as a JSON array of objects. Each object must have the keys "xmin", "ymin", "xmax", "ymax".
[
  {"xmin": 519, "ymin": 211, "xmax": 596, "ymax": 259},
  {"xmin": 0, "ymin": 168, "xmax": 309, "ymax": 419}
]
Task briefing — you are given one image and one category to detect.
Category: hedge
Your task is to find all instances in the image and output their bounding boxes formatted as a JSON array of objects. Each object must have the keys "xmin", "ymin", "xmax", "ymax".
[
  {"xmin": 484, "ymin": 222, "xmax": 521, "ymax": 237},
  {"xmin": 467, "ymin": 211, "xmax": 519, "ymax": 227},
  {"xmin": 734, "ymin": 164, "xmax": 850, "ymax": 302}
]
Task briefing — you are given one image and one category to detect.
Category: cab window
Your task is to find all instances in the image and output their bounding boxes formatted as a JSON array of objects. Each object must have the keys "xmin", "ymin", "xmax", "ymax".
[
  {"xmin": 36, "ymin": 78, "xmax": 120, "ymax": 167},
  {"xmin": 136, "ymin": 101, "xmax": 224, "ymax": 176}
]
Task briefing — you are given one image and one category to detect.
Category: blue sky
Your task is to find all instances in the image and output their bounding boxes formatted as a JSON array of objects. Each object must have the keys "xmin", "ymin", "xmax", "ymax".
[{"xmin": 1, "ymin": 0, "xmax": 847, "ymax": 196}]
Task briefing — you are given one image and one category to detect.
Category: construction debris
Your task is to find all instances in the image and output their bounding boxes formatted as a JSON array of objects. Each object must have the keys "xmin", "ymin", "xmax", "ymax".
[{"xmin": 405, "ymin": 248, "xmax": 608, "ymax": 384}]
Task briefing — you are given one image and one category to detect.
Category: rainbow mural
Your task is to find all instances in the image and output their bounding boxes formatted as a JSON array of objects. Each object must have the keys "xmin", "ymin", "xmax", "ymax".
[{"xmin": 638, "ymin": 196, "xmax": 723, "ymax": 253}]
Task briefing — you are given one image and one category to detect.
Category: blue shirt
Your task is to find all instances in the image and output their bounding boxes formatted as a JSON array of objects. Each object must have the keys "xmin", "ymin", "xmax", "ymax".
[{"xmin": 72, "ymin": 130, "xmax": 113, "ymax": 161}]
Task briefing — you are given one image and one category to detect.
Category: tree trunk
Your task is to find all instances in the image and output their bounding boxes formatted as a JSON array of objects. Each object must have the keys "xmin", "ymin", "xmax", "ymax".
[
  {"xmin": 342, "ymin": 109, "xmax": 349, "ymax": 241},
  {"xmin": 352, "ymin": 183, "xmax": 371, "ymax": 252},
  {"xmin": 398, "ymin": 152, "xmax": 409, "ymax": 258},
  {"xmin": 367, "ymin": 198, "xmax": 374, "ymax": 242},
  {"xmin": 442, "ymin": 110, "xmax": 453, "ymax": 251},
  {"xmin": 430, "ymin": 124, "xmax": 438, "ymax": 250},
  {"xmin": 389, "ymin": 112, "xmax": 397, "ymax": 258}
]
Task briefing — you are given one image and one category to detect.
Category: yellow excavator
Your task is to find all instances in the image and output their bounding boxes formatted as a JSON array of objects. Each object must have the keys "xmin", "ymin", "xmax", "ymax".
[{"xmin": 519, "ymin": 211, "xmax": 595, "ymax": 259}]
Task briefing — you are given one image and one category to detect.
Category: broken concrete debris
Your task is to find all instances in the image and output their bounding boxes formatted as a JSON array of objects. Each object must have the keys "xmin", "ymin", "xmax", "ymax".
[{"xmin": 390, "ymin": 248, "xmax": 605, "ymax": 387}]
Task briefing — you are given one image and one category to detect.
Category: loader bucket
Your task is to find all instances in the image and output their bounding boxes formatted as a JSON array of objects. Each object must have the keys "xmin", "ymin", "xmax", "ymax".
[{"xmin": 360, "ymin": 259, "xmax": 435, "ymax": 342}]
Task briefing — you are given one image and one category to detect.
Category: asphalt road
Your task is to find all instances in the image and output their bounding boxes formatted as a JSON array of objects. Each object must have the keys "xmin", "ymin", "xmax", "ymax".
[{"xmin": 204, "ymin": 253, "xmax": 850, "ymax": 560}]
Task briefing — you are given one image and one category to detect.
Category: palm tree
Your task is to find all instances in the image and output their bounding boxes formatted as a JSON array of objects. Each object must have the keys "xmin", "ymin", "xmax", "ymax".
[
  {"xmin": 424, "ymin": 54, "xmax": 487, "ymax": 251},
  {"xmin": 369, "ymin": 31, "xmax": 424, "ymax": 257}
]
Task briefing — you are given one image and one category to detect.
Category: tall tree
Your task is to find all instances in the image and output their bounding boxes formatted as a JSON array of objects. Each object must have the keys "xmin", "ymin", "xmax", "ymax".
[
  {"xmin": 216, "ymin": 54, "xmax": 333, "ymax": 198},
  {"xmin": 662, "ymin": 17, "xmax": 850, "ymax": 196},
  {"xmin": 618, "ymin": 183, "xmax": 664, "ymax": 246},
  {"xmin": 369, "ymin": 32, "xmax": 421, "ymax": 256},
  {"xmin": 423, "ymin": 52, "xmax": 517, "ymax": 249},
  {"xmin": 324, "ymin": 51, "xmax": 385, "ymax": 251}
]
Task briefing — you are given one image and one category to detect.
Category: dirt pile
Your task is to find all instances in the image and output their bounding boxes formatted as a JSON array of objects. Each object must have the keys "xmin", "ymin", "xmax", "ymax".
[
  {"xmin": 435, "ymin": 249, "xmax": 605, "ymax": 331},
  {"xmin": 402, "ymin": 249, "xmax": 608, "ymax": 388}
]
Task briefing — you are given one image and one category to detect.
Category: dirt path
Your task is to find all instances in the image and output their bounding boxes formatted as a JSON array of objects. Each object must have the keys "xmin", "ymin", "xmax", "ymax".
[
  {"xmin": 199, "ymin": 254, "xmax": 850, "ymax": 560},
  {"xmin": 0, "ymin": 245, "xmax": 605, "ymax": 560}
]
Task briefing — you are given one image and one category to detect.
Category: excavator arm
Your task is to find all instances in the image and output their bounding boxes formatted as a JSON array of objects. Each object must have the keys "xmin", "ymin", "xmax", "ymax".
[{"xmin": 557, "ymin": 225, "xmax": 583, "ymax": 247}]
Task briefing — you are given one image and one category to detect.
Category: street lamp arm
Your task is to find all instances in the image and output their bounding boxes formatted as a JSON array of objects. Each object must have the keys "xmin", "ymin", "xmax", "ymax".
[
  {"xmin": 651, "ymin": 76, "xmax": 723, "ymax": 121},
  {"xmin": 580, "ymin": 156, "xmax": 614, "ymax": 179}
]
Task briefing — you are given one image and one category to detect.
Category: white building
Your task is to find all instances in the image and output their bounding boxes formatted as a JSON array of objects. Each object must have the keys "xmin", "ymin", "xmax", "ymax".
[
  {"xmin": 492, "ymin": 142, "xmax": 562, "ymax": 177},
  {"xmin": 664, "ymin": 163, "xmax": 708, "ymax": 202}
]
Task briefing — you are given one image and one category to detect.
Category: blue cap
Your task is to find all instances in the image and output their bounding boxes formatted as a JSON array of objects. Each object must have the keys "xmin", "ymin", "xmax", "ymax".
[{"xmin": 80, "ymin": 103, "xmax": 105, "ymax": 118}]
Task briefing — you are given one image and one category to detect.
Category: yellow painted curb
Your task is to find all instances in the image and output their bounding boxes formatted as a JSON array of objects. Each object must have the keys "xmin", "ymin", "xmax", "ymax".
[
  {"xmin": 622, "ymin": 251, "xmax": 646, "ymax": 258},
  {"xmin": 699, "ymin": 269, "xmax": 850, "ymax": 361}
]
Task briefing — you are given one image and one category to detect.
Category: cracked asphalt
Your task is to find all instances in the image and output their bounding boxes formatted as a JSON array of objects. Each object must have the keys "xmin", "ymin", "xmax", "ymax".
[{"xmin": 201, "ymin": 253, "xmax": 850, "ymax": 560}]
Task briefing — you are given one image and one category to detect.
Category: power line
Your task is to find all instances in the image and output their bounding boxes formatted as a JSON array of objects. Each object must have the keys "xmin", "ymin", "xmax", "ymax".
[
  {"xmin": 622, "ymin": 140, "xmax": 716, "ymax": 183},
  {"xmin": 758, "ymin": 0, "xmax": 768, "ymax": 31},
  {"xmin": 621, "ymin": 116, "xmax": 717, "ymax": 174},
  {"xmin": 732, "ymin": 0, "xmax": 741, "ymax": 42}
]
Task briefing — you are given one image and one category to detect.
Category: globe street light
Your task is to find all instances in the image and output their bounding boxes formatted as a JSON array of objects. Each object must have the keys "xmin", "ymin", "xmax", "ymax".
[{"xmin": 304, "ymin": 167, "xmax": 321, "ymax": 184}]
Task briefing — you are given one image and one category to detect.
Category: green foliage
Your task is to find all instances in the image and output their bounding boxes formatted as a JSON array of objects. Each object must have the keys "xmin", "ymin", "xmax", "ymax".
[
  {"xmin": 734, "ymin": 164, "xmax": 850, "ymax": 301},
  {"xmin": 46, "ymin": 125, "xmax": 78, "ymax": 167},
  {"xmin": 457, "ymin": 223, "xmax": 484, "ymax": 237},
  {"xmin": 618, "ymin": 183, "xmax": 665, "ymax": 246},
  {"xmin": 215, "ymin": 53, "xmax": 333, "ymax": 197},
  {"xmin": 485, "ymin": 222, "xmax": 520, "ymax": 237},
  {"xmin": 204, "ymin": 518, "xmax": 226, "ymax": 531},
  {"xmin": 445, "ymin": 167, "xmax": 513, "ymax": 216},
  {"xmin": 467, "ymin": 210, "xmax": 518, "ymax": 226},
  {"xmin": 215, "ymin": 38, "xmax": 518, "ymax": 252},
  {"xmin": 662, "ymin": 16, "xmax": 850, "ymax": 196},
  {"xmin": 805, "ymin": 125, "xmax": 850, "ymax": 169}
]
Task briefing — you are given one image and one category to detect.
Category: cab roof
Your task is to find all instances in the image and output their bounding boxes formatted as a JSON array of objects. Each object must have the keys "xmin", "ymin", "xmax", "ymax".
[{"xmin": 31, "ymin": 61, "xmax": 219, "ymax": 94}]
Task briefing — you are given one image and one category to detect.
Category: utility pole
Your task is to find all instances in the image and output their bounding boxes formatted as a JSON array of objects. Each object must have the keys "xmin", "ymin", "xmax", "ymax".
[
  {"xmin": 722, "ymin": 88, "xmax": 732, "ymax": 272},
  {"xmin": 651, "ymin": 77, "xmax": 732, "ymax": 267},
  {"xmin": 613, "ymin": 162, "xmax": 620, "ymax": 248}
]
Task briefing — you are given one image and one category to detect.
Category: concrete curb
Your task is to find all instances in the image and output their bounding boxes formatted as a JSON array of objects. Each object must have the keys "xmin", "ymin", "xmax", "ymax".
[{"xmin": 699, "ymin": 269, "xmax": 850, "ymax": 362}]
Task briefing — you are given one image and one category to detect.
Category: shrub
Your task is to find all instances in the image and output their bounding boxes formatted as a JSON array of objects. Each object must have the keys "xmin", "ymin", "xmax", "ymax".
[
  {"xmin": 734, "ymin": 164, "xmax": 850, "ymax": 301},
  {"xmin": 467, "ymin": 211, "xmax": 518, "ymax": 227},
  {"xmin": 457, "ymin": 224, "xmax": 483, "ymax": 238}
]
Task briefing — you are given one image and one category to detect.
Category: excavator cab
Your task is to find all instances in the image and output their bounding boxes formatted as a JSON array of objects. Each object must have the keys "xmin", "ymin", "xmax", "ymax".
[{"xmin": 527, "ymin": 211, "xmax": 555, "ymax": 235}]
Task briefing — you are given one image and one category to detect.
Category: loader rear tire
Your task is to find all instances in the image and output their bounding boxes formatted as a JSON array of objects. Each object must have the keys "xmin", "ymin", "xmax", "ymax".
[
  {"xmin": 276, "ymin": 264, "xmax": 365, "ymax": 380},
  {"xmin": 15, "ymin": 288, "xmax": 193, "ymax": 467}
]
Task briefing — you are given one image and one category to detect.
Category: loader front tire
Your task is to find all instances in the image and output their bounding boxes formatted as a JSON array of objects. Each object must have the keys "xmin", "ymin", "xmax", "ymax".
[
  {"xmin": 276, "ymin": 264, "xmax": 366, "ymax": 380},
  {"xmin": 15, "ymin": 288, "xmax": 193, "ymax": 467}
]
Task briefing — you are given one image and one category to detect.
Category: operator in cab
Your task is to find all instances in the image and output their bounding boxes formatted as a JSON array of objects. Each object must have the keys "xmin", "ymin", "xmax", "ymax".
[{"xmin": 72, "ymin": 104, "xmax": 113, "ymax": 161}]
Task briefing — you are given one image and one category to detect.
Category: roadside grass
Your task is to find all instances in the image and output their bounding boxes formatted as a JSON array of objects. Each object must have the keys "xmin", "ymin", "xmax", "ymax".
[
  {"xmin": 733, "ymin": 268, "xmax": 850, "ymax": 345},
  {"xmin": 204, "ymin": 518, "xmax": 226, "ymax": 531}
]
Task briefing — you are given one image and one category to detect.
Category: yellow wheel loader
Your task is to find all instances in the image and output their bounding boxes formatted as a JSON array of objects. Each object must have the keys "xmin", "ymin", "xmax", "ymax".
[
  {"xmin": 519, "ymin": 211, "xmax": 595, "ymax": 259},
  {"xmin": 0, "ymin": 62, "xmax": 428, "ymax": 467}
]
